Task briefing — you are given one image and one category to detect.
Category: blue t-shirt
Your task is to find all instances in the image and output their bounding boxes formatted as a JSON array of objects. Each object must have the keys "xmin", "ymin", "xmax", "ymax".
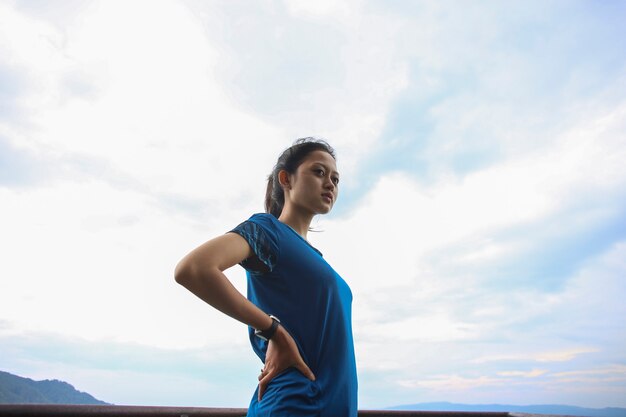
[{"xmin": 230, "ymin": 213, "xmax": 357, "ymax": 417}]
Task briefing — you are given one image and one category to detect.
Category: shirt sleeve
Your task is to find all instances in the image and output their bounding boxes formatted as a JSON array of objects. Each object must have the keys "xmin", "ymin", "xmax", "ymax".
[{"xmin": 229, "ymin": 215, "xmax": 279, "ymax": 273}]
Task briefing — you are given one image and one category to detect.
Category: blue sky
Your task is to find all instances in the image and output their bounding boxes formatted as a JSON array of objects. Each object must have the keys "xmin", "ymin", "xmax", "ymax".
[{"xmin": 1, "ymin": 0, "xmax": 625, "ymax": 410}]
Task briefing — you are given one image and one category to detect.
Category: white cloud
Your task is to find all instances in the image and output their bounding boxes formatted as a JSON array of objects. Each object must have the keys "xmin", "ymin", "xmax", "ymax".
[
  {"xmin": 183, "ymin": 0, "xmax": 409, "ymax": 184},
  {"xmin": 0, "ymin": 181, "xmax": 251, "ymax": 348},
  {"xmin": 1, "ymin": 0, "xmax": 284, "ymax": 203},
  {"xmin": 0, "ymin": 1, "xmax": 289, "ymax": 349},
  {"xmin": 553, "ymin": 365, "xmax": 626, "ymax": 376},
  {"xmin": 320, "ymin": 96, "xmax": 626, "ymax": 299},
  {"xmin": 472, "ymin": 348, "xmax": 600, "ymax": 365},
  {"xmin": 284, "ymin": 0, "xmax": 354, "ymax": 18},
  {"xmin": 398, "ymin": 374, "xmax": 504, "ymax": 391},
  {"xmin": 0, "ymin": 330, "xmax": 259, "ymax": 407},
  {"xmin": 497, "ymin": 369, "xmax": 548, "ymax": 378},
  {"xmin": 312, "ymin": 85, "xmax": 626, "ymax": 405}
]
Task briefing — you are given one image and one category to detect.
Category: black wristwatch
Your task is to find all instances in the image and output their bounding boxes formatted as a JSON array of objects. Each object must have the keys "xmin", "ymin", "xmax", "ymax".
[{"xmin": 255, "ymin": 315, "xmax": 280, "ymax": 341}]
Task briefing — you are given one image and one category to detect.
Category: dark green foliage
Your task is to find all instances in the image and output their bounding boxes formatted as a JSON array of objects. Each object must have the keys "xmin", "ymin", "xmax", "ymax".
[{"xmin": 0, "ymin": 371, "xmax": 108, "ymax": 404}]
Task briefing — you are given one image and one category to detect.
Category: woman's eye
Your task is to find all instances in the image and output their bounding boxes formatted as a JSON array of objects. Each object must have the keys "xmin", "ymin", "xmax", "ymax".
[
  {"xmin": 315, "ymin": 169, "xmax": 325, "ymax": 176},
  {"xmin": 332, "ymin": 177, "xmax": 339, "ymax": 185}
]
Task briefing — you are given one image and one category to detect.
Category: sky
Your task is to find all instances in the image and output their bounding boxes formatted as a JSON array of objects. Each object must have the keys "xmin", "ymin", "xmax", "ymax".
[{"xmin": 1, "ymin": 0, "xmax": 625, "ymax": 410}]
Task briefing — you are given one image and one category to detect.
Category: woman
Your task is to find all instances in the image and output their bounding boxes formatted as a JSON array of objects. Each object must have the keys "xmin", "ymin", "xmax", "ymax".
[{"xmin": 175, "ymin": 138, "xmax": 357, "ymax": 416}]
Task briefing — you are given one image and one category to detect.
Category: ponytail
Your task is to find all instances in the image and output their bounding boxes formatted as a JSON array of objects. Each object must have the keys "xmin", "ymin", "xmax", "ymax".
[{"xmin": 264, "ymin": 173, "xmax": 284, "ymax": 218}]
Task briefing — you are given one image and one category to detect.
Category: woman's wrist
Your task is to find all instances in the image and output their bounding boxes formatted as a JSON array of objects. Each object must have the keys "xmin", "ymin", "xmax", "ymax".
[{"xmin": 255, "ymin": 315, "xmax": 281, "ymax": 341}]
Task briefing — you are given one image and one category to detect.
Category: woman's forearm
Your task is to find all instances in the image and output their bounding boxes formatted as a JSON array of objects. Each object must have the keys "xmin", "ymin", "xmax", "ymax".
[
  {"xmin": 175, "ymin": 233, "xmax": 274, "ymax": 331},
  {"xmin": 175, "ymin": 263, "xmax": 272, "ymax": 331}
]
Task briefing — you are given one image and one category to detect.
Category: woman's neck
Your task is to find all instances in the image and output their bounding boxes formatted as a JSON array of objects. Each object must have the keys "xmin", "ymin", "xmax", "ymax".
[{"xmin": 278, "ymin": 209, "xmax": 313, "ymax": 240}]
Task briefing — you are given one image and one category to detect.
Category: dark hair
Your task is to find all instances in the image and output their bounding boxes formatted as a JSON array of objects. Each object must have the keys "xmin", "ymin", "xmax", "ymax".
[{"xmin": 265, "ymin": 137, "xmax": 336, "ymax": 218}]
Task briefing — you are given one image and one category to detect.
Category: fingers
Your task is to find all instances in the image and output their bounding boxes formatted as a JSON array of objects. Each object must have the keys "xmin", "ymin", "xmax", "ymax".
[
  {"xmin": 295, "ymin": 360, "xmax": 316, "ymax": 381},
  {"xmin": 257, "ymin": 368, "xmax": 278, "ymax": 401},
  {"xmin": 256, "ymin": 326, "xmax": 316, "ymax": 400},
  {"xmin": 258, "ymin": 379, "xmax": 265, "ymax": 401},
  {"xmin": 257, "ymin": 363, "xmax": 316, "ymax": 401}
]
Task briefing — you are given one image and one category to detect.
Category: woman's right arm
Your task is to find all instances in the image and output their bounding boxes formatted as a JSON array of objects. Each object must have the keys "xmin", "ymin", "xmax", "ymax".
[
  {"xmin": 174, "ymin": 233, "xmax": 315, "ymax": 399},
  {"xmin": 174, "ymin": 233, "xmax": 273, "ymax": 331}
]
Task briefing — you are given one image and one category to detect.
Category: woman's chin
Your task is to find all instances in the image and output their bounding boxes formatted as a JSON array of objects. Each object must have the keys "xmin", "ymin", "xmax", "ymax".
[{"xmin": 317, "ymin": 205, "xmax": 333, "ymax": 215}]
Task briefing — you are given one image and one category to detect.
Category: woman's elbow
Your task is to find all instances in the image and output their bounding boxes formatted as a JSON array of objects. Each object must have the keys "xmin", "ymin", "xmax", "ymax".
[{"xmin": 174, "ymin": 259, "xmax": 194, "ymax": 286}]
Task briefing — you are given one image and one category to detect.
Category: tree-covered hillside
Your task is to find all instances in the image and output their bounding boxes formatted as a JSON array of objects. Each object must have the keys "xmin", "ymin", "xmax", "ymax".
[{"xmin": 0, "ymin": 371, "xmax": 108, "ymax": 404}]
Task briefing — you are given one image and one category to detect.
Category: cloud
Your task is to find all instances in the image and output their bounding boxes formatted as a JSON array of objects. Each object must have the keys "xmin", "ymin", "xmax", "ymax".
[
  {"xmin": 1, "ymin": 0, "xmax": 284, "ymax": 206},
  {"xmin": 185, "ymin": 0, "xmax": 409, "ymax": 186},
  {"xmin": 314, "ymin": 93, "xmax": 626, "ymax": 406},
  {"xmin": 0, "ymin": 137, "xmax": 46, "ymax": 186},
  {"xmin": 497, "ymin": 369, "xmax": 548, "ymax": 378},
  {"xmin": 473, "ymin": 348, "xmax": 600, "ymax": 365},
  {"xmin": 551, "ymin": 365, "xmax": 626, "ymax": 383},
  {"xmin": 358, "ymin": 0, "xmax": 626, "ymax": 190},
  {"xmin": 0, "ymin": 328, "xmax": 259, "ymax": 406},
  {"xmin": 398, "ymin": 374, "xmax": 514, "ymax": 391},
  {"xmin": 0, "ymin": 177, "xmax": 262, "ymax": 349}
]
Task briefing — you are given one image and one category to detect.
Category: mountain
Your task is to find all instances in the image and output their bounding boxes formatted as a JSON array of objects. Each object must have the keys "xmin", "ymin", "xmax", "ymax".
[
  {"xmin": 0, "ymin": 370, "xmax": 108, "ymax": 405},
  {"xmin": 389, "ymin": 402, "xmax": 626, "ymax": 417}
]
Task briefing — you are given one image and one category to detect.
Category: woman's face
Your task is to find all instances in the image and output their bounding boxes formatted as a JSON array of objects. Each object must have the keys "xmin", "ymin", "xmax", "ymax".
[{"xmin": 282, "ymin": 150, "xmax": 339, "ymax": 216}]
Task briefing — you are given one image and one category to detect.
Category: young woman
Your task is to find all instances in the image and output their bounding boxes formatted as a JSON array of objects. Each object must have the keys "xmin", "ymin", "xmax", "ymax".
[{"xmin": 175, "ymin": 138, "xmax": 357, "ymax": 416}]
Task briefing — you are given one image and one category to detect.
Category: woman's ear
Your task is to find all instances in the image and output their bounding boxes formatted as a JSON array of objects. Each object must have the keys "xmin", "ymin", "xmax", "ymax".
[{"xmin": 278, "ymin": 170, "xmax": 291, "ymax": 190}]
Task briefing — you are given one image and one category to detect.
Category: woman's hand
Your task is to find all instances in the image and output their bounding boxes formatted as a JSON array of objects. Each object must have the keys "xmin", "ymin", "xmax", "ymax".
[{"xmin": 257, "ymin": 325, "xmax": 316, "ymax": 401}]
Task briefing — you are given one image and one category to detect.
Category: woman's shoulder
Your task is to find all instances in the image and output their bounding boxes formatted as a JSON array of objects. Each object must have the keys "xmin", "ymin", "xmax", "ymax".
[
  {"xmin": 235, "ymin": 213, "xmax": 284, "ymax": 237},
  {"xmin": 246, "ymin": 212, "xmax": 279, "ymax": 228},
  {"xmin": 248, "ymin": 212, "xmax": 275, "ymax": 221},
  {"xmin": 230, "ymin": 213, "xmax": 281, "ymax": 273}
]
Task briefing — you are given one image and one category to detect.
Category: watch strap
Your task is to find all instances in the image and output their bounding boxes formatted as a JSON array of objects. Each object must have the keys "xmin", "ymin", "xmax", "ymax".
[{"xmin": 255, "ymin": 315, "xmax": 280, "ymax": 341}]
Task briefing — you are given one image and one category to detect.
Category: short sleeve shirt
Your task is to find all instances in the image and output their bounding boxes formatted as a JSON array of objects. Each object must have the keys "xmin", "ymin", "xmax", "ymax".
[{"xmin": 230, "ymin": 213, "xmax": 358, "ymax": 417}]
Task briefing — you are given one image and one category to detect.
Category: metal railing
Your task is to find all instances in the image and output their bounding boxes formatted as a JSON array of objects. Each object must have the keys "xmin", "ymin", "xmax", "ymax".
[{"xmin": 0, "ymin": 404, "xmax": 512, "ymax": 417}]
